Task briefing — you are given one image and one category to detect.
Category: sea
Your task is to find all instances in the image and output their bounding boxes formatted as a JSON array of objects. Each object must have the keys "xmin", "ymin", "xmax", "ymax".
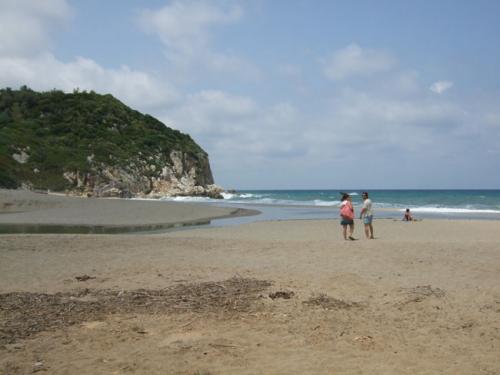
[
  {"xmin": 161, "ymin": 189, "xmax": 500, "ymax": 226},
  {"xmin": 3, "ymin": 189, "xmax": 497, "ymax": 234}
]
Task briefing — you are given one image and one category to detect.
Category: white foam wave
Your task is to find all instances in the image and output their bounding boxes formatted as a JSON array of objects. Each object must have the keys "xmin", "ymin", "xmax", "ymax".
[
  {"xmin": 222, "ymin": 198, "xmax": 343, "ymax": 207},
  {"xmin": 221, "ymin": 192, "xmax": 235, "ymax": 200},
  {"xmin": 374, "ymin": 202, "xmax": 407, "ymax": 209},
  {"xmin": 221, "ymin": 192, "xmax": 264, "ymax": 200},
  {"xmin": 239, "ymin": 193, "xmax": 258, "ymax": 198},
  {"xmin": 313, "ymin": 199, "xmax": 341, "ymax": 207},
  {"xmin": 161, "ymin": 196, "xmax": 212, "ymax": 202},
  {"xmin": 130, "ymin": 197, "xmax": 158, "ymax": 201},
  {"xmin": 135, "ymin": 195, "xmax": 500, "ymax": 215}
]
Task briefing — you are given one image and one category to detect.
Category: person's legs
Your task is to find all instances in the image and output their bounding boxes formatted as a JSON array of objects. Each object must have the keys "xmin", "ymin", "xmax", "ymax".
[
  {"xmin": 363, "ymin": 216, "xmax": 374, "ymax": 239},
  {"xmin": 342, "ymin": 224, "xmax": 348, "ymax": 240},
  {"xmin": 348, "ymin": 223, "xmax": 354, "ymax": 239}
]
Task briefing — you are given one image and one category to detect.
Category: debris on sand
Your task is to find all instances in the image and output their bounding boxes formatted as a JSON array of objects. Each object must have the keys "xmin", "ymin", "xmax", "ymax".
[
  {"xmin": 399, "ymin": 285, "xmax": 446, "ymax": 305},
  {"xmin": 75, "ymin": 275, "xmax": 96, "ymax": 282},
  {"xmin": 303, "ymin": 293, "xmax": 363, "ymax": 310},
  {"xmin": 0, "ymin": 277, "xmax": 272, "ymax": 344},
  {"xmin": 268, "ymin": 291, "xmax": 295, "ymax": 300},
  {"xmin": 353, "ymin": 335, "xmax": 375, "ymax": 350},
  {"xmin": 409, "ymin": 285, "xmax": 445, "ymax": 299}
]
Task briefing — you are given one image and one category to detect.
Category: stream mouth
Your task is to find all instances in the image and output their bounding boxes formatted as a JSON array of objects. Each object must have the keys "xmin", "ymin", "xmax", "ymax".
[{"xmin": 0, "ymin": 220, "xmax": 211, "ymax": 234}]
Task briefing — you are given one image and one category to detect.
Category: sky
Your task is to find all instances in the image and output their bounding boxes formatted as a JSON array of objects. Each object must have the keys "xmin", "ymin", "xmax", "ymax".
[{"xmin": 1, "ymin": 0, "xmax": 500, "ymax": 189}]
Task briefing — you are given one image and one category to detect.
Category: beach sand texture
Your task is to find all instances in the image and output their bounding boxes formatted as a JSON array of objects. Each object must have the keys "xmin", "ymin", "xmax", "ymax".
[{"xmin": 1, "ymin": 191, "xmax": 500, "ymax": 374}]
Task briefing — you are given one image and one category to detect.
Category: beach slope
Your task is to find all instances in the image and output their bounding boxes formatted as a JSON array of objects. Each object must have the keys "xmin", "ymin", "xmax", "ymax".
[{"xmin": 1, "ymin": 201, "xmax": 500, "ymax": 374}]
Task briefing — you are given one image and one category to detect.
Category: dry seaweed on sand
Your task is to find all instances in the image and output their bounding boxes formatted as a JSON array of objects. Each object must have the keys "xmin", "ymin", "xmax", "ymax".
[
  {"xmin": 303, "ymin": 293, "xmax": 364, "ymax": 310},
  {"xmin": 398, "ymin": 285, "xmax": 446, "ymax": 305},
  {"xmin": 408, "ymin": 285, "xmax": 446, "ymax": 298},
  {"xmin": 0, "ymin": 277, "xmax": 271, "ymax": 344},
  {"xmin": 268, "ymin": 290, "xmax": 295, "ymax": 300},
  {"xmin": 75, "ymin": 274, "xmax": 96, "ymax": 282}
]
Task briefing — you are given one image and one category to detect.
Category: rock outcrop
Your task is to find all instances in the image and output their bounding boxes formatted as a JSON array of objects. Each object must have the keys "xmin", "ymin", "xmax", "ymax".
[{"xmin": 62, "ymin": 150, "xmax": 223, "ymax": 199}]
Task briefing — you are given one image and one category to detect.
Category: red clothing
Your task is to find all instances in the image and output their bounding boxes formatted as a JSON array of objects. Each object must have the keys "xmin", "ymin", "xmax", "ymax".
[{"xmin": 340, "ymin": 200, "xmax": 354, "ymax": 220}]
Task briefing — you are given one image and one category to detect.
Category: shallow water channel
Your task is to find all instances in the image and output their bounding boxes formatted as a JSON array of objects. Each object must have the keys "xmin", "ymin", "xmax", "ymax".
[{"xmin": 0, "ymin": 220, "xmax": 212, "ymax": 235}]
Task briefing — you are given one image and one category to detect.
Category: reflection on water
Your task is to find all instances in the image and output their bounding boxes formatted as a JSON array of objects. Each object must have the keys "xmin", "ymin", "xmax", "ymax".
[{"xmin": 0, "ymin": 220, "xmax": 211, "ymax": 234}]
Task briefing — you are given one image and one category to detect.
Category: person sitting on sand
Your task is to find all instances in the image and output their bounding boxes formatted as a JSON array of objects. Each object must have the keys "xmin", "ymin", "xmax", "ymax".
[
  {"xmin": 340, "ymin": 193, "xmax": 355, "ymax": 240},
  {"xmin": 403, "ymin": 208, "xmax": 413, "ymax": 221}
]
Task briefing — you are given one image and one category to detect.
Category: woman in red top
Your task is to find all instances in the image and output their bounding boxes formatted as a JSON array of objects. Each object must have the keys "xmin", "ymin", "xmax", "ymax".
[{"xmin": 340, "ymin": 193, "xmax": 355, "ymax": 240}]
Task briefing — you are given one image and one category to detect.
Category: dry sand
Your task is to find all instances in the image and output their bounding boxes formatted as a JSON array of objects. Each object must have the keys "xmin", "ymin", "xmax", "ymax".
[{"xmin": 1, "ymin": 190, "xmax": 500, "ymax": 374}]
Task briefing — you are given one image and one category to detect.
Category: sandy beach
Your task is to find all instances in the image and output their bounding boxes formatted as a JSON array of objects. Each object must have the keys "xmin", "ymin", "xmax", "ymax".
[{"xmin": 1, "ymin": 191, "xmax": 500, "ymax": 374}]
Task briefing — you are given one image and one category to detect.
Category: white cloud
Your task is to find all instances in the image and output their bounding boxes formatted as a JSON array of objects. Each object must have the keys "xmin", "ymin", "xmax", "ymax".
[
  {"xmin": 161, "ymin": 90, "xmax": 259, "ymax": 156},
  {"xmin": 331, "ymin": 91, "xmax": 462, "ymax": 128},
  {"xmin": 0, "ymin": 0, "xmax": 71, "ymax": 57},
  {"xmin": 139, "ymin": 1, "xmax": 241, "ymax": 52},
  {"xmin": 430, "ymin": 80, "xmax": 453, "ymax": 94},
  {"xmin": 323, "ymin": 43, "xmax": 396, "ymax": 81},
  {"xmin": 161, "ymin": 74, "xmax": 475, "ymax": 187},
  {"xmin": 180, "ymin": 90, "xmax": 256, "ymax": 124},
  {"xmin": 0, "ymin": 54, "xmax": 179, "ymax": 110},
  {"xmin": 163, "ymin": 90, "xmax": 308, "ymax": 164},
  {"xmin": 0, "ymin": 1, "xmax": 178, "ymax": 111},
  {"xmin": 139, "ymin": 1, "xmax": 259, "ymax": 78}
]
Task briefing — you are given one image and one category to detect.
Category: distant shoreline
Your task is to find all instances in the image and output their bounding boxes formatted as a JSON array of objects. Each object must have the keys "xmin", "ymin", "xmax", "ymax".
[{"xmin": 1, "ymin": 188, "xmax": 500, "ymax": 236}]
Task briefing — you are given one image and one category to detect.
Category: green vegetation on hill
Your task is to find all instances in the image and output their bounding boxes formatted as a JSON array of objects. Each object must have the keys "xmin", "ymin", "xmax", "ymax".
[{"xmin": 0, "ymin": 86, "xmax": 209, "ymax": 191}]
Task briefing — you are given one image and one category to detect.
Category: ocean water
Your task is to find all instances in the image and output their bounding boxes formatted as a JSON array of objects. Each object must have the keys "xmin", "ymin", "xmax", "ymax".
[
  {"xmin": 162, "ymin": 189, "xmax": 500, "ymax": 223},
  {"xmin": 223, "ymin": 189, "xmax": 500, "ymax": 213}
]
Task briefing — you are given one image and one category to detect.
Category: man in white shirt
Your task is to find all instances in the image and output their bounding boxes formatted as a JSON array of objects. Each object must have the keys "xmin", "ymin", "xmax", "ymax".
[{"xmin": 360, "ymin": 192, "xmax": 374, "ymax": 239}]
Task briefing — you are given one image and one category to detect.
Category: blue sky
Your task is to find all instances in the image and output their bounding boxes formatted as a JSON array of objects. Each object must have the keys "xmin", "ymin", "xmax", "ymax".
[{"xmin": 1, "ymin": 0, "xmax": 500, "ymax": 189}]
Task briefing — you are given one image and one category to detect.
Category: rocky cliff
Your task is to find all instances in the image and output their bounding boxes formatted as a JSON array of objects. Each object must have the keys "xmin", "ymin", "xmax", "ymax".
[{"xmin": 0, "ymin": 87, "xmax": 223, "ymax": 198}]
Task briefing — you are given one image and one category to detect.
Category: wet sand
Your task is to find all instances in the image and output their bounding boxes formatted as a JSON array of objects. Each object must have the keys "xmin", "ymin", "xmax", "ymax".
[
  {"xmin": 0, "ymin": 189, "xmax": 253, "ymax": 227},
  {"xmin": 1, "ymin": 190, "xmax": 500, "ymax": 374}
]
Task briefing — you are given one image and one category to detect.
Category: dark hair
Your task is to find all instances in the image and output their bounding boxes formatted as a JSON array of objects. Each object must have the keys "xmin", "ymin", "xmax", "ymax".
[
  {"xmin": 341, "ymin": 193, "xmax": 350, "ymax": 201},
  {"xmin": 362, "ymin": 191, "xmax": 368, "ymax": 197},
  {"xmin": 406, "ymin": 208, "xmax": 410, "ymax": 212}
]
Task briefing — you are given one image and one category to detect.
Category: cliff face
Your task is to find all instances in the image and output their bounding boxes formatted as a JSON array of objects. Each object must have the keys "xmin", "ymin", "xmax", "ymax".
[
  {"xmin": 61, "ymin": 149, "xmax": 222, "ymax": 198},
  {"xmin": 0, "ymin": 87, "xmax": 223, "ymax": 198}
]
